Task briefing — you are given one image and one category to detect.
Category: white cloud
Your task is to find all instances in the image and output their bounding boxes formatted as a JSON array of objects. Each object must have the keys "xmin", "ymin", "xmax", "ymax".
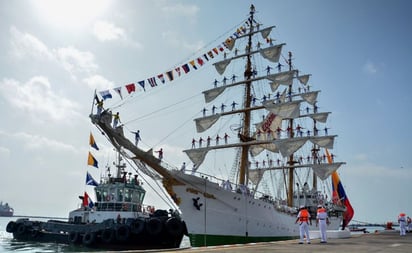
[
  {"xmin": 0, "ymin": 146, "xmax": 10, "ymax": 159},
  {"xmin": 161, "ymin": 3, "xmax": 199, "ymax": 18},
  {"xmin": 54, "ymin": 46, "xmax": 98, "ymax": 76},
  {"xmin": 12, "ymin": 131, "xmax": 78, "ymax": 153},
  {"xmin": 93, "ymin": 20, "xmax": 126, "ymax": 42},
  {"xmin": 363, "ymin": 60, "xmax": 377, "ymax": 74},
  {"xmin": 0, "ymin": 76, "xmax": 81, "ymax": 123},
  {"xmin": 9, "ymin": 27, "xmax": 100, "ymax": 80},
  {"xmin": 9, "ymin": 26, "xmax": 54, "ymax": 60},
  {"xmin": 83, "ymin": 74, "xmax": 114, "ymax": 90},
  {"xmin": 162, "ymin": 30, "xmax": 204, "ymax": 52}
]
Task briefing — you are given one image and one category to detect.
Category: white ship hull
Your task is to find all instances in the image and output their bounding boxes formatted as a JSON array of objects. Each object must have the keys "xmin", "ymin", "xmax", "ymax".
[{"xmin": 168, "ymin": 171, "xmax": 341, "ymax": 246}]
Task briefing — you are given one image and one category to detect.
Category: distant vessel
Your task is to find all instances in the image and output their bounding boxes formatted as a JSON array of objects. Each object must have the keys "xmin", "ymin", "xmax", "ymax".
[
  {"xmin": 6, "ymin": 151, "xmax": 187, "ymax": 250},
  {"xmin": 90, "ymin": 4, "xmax": 353, "ymax": 247},
  {"xmin": 0, "ymin": 202, "xmax": 14, "ymax": 217}
]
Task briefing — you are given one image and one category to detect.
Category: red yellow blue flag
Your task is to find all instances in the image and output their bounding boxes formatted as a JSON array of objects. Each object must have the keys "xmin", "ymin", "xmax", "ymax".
[{"xmin": 326, "ymin": 149, "xmax": 354, "ymax": 229}]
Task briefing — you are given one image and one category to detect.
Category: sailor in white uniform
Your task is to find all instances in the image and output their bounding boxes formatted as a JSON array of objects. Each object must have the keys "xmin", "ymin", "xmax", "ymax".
[{"xmin": 316, "ymin": 205, "xmax": 329, "ymax": 243}]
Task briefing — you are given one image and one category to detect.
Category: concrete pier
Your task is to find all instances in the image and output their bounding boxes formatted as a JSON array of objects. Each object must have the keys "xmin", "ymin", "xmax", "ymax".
[{"xmin": 119, "ymin": 230, "xmax": 411, "ymax": 253}]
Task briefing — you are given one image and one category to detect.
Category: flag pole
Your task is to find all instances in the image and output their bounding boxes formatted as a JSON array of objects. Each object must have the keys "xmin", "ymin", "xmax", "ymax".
[{"xmin": 90, "ymin": 89, "xmax": 97, "ymax": 115}]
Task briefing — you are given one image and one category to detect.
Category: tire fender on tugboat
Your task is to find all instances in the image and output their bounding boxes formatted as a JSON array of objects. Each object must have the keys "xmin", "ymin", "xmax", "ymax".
[
  {"xmin": 115, "ymin": 225, "xmax": 130, "ymax": 242},
  {"xmin": 100, "ymin": 228, "xmax": 115, "ymax": 243},
  {"xmin": 6, "ymin": 221, "xmax": 16, "ymax": 233},
  {"xmin": 68, "ymin": 231, "xmax": 80, "ymax": 244},
  {"xmin": 165, "ymin": 217, "xmax": 183, "ymax": 237},
  {"xmin": 130, "ymin": 218, "xmax": 145, "ymax": 235},
  {"xmin": 82, "ymin": 232, "xmax": 96, "ymax": 246},
  {"xmin": 146, "ymin": 217, "xmax": 163, "ymax": 235},
  {"xmin": 15, "ymin": 223, "xmax": 26, "ymax": 236}
]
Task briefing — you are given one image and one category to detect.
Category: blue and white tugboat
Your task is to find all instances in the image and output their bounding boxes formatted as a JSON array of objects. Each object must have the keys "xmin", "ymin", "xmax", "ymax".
[{"xmin": 6, "ymin": 152, "xmax": 187, "ymax": 250}]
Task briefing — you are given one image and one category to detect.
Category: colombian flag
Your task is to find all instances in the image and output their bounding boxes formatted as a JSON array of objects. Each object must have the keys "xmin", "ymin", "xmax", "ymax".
[
  {"xmin": 326, "ymin": 149, "xmax": 354, "ymax": 229},
  {"xmin": 89, "ymin": 133, "xmax": 99, "ymax": 150},
  {"xmin": 87, "ymin": 152, "xmax": 98, "ymax": 168}
]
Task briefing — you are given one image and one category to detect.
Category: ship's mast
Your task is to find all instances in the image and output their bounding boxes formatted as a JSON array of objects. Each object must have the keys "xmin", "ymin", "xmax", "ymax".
[
  {"xmin": 287, "ymin": 51, "xmax": 294, "ymax": 207},
  {"xmin": 238, "ymin": 4, "xmax": 255, "ymax": 186}
]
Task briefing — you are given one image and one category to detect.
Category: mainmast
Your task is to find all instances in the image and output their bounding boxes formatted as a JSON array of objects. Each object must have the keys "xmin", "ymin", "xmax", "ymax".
[
  {"xmin": 287, "ymin": 51, "xmax": 294, "ymax": 207},
  {"xmin": 238, "ymin": 4, "xmax": 255, "ymax": 186}
]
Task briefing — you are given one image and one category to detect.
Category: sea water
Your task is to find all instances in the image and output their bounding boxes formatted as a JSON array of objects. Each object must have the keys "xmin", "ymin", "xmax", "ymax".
[{"xmin": 0, "ymin": 217, "xmax": 190, "ymax": 253}]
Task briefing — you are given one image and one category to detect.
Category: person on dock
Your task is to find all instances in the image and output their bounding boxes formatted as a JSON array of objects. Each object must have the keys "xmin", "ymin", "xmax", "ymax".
[
  {"xmin": 407, "ymin": 216, "xmax": 412, "ymax": 232},
  {"xmin": 295, "ymin": 205, "xmax": 311, "ymax": 244},
  {"xmin": 316, "ymin": 205, "xmax": 330, "ymax": 243},
  {"xmin": 398, "ymin": 213, "xmax": 407, "ymax": 236}
]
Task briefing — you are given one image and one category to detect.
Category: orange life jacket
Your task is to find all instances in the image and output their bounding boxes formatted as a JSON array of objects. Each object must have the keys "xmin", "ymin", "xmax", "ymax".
[{"xmin": 299, "ymin": 209, "xmax": 309, "ymax": 222}]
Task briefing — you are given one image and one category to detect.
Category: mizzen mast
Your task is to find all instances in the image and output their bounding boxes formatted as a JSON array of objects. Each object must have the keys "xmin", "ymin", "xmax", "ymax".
[
  {"xmin": 238, "ymin": 4, "xmax": 255, "ymax": 186},
  {"xmin": 287, "ymin": 51, "xmax": 295, "ymax": 207}
]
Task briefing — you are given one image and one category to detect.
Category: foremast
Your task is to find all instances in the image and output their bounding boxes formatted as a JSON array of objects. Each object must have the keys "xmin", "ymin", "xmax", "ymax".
[{"xmin": 238, "ymin": 4, "xmax": 256, "ymax": 186}]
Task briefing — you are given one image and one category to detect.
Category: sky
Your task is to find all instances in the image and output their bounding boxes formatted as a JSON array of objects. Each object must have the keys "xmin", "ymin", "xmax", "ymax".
[{"xmin": 0, "ymin": 0, "xmax": 411, "ymax": 225}]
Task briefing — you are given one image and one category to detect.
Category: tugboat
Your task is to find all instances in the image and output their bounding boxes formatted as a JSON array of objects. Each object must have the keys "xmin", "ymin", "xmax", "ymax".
[
  {"xmin": 6, "ymin": 152, "xmax": 187, "ymax": 250},
  {"xmin": 0, "ymin": 201, "xmax": 14, "ymax": 217}
]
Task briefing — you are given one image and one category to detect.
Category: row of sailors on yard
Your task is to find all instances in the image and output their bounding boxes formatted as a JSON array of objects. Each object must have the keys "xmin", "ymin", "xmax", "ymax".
[
  {"xmin": 201, "ymin": 96, "xmax": 317, "ymax": 118},
  {"xmin": 191, "ymin": 126, "xmax": 330, "ymax": 149},
  {"xmin": 248, "ymin": 153, "xmax": 336, "ymax": 169},
  {"xmin": 191, "ymin": 133, "xmax": 230, "ymax": 148}
]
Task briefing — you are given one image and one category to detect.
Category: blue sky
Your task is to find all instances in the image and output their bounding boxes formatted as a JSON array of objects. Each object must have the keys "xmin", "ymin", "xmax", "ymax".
[{"xmin": 0, "ymin": 0, "xmax": 411, "ymax": 224}]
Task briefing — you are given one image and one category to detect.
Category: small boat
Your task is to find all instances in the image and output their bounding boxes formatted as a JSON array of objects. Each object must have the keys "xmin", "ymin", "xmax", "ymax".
[
  {"xmin": 6, "ymin": 152, "xmax": 187, "ymax": 250},
  {"xmin": 0, "ymin": 201, "xmax": 14, "ymax": 217}
]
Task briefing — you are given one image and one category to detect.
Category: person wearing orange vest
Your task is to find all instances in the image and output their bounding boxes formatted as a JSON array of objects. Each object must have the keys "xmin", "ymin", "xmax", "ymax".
[
  {"xmin": 316, "ymin": 205, "xmax": 330, "ymax": 243},
  {"xmin": 398, "ymin": 213, "xmax": 407, "ymax": 236},
  {"xmin": 295, "ymin": 205, "xmax": 312, "ymax": 244}
]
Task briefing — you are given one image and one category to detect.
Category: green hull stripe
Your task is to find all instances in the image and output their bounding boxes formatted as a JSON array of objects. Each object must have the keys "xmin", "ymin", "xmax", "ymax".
[{"xmin": 188, "ymin": 233, "xmax": 298, "ymax": 247}]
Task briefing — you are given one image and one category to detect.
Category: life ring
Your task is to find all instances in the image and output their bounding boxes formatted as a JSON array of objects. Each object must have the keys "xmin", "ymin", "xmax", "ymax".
[
  {"xmin": 318, "ymin": 199, "xmax": 324, "ymax": 205},
  {"xmin": 145, "ymin": 218, "xmax": 162, "ymax": 236},
  {"xmin": 115, "ymin": 225, "xmax": 130, "ymax": 242},
  {"xmin": 100, "ymin": 229, "xmax": 115, "ymax": 243},
  {"xmin": 122, "ymin": 203, "xmax": 128, "ymax": 211},
  {"xmin": 68, "ymin": 231, "xmax": 80, "ymax": 244},
  {"xmin": 15, "ymin": 223, "xmax": 26, "ymax": 236},
  {"xmin": 82, "ymin": 232, "xmax": 95, "ymax": 246},
  {"xmin": 6, "ymin": 221, "xmax": 16, "ymax": 233},
  {"xmin": 130, "ymin": 218, "xmax": 144, "ymax": 235},
  {"xmin": 165, "ymin": 217, "xmax": 183, "ymax": 237}
]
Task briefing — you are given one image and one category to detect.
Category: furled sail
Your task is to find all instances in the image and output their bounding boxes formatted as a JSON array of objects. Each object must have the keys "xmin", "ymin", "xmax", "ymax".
[
  {"xmin": 260, "ymin": 26, "xmax": 273, "ymax": 39},
  {"xmin": 183, "ymin": 149, "xmax": 209, "ymax": 167},
  {"xmin": 267, "ymin": 70, "xmax": 297, "ymax": 86},
  {"xmin": 263, "ymin": 100, "xmax": 302, "ymax": 119},
  {"xmin": 297, "ymin": 74, "xmax": 311, "ymax": 85},
  {"xmin": 195, "ymin": 114, "xmax": 221, "ymax": 133},
  {"xmin": 309, "ymin": 135, "xmax": 336, "ymax": 149},
  {"xmin": 260, "ymin": 43, "xmax": 284, "ymax": 62},
  {"xmin": 214, "ymin": 59, "xmax": 232, "ymax": 75},
  {"xmin": 300, "ymin": 91, "xmax": 319, "ymax": 105},
  {"xmin": 248, "ymin": 168, "xmax": 267, "ymax": 185},
  {"xmin": 203, "ymin": 86, "xmax": 227, "ymax": 103},
  {"xmin": 312, "ymin": 162, "xmax": 344, "ymax": 180},
  {"xmin": 274, "ymin": 137, "xmax": 308, "ymax": 158},
  {"xmin": 308, "ymin": 112, "xmax": 330, "ymax": 123}
]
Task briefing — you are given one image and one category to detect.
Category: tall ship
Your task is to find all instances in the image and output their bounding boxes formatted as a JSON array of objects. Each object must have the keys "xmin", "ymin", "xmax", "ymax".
[
  {"xmin": 6, "ymin": 151, "xmax": 186, "ymax": 250},
  {"xmin": 89, "ymin": 4, "xmax": 353, "ymax": 247},
  {"xmin": 0, "ymin": 201, "xmax": 14, "ymax": 217}
]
